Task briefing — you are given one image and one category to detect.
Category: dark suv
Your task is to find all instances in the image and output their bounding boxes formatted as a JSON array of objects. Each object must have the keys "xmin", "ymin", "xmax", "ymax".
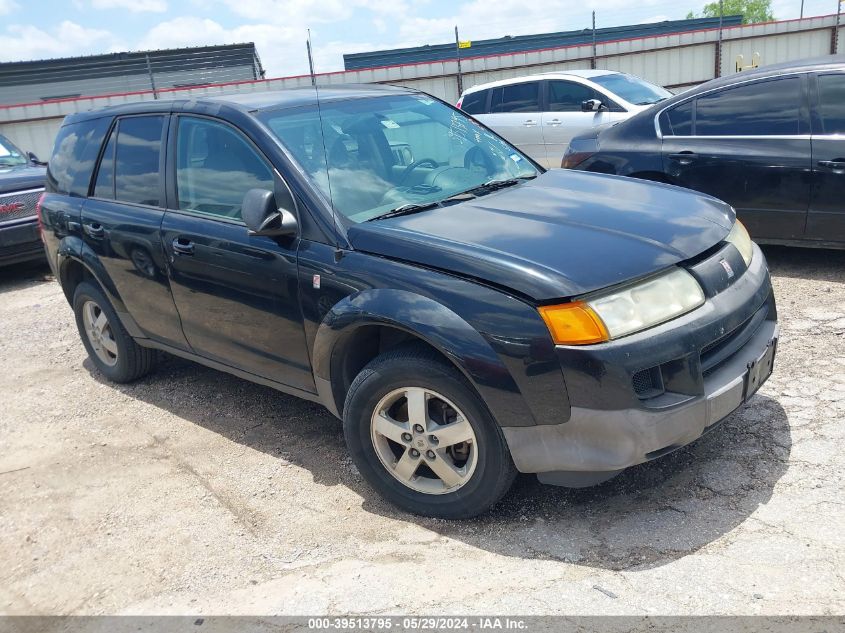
[
  {"xmin": 0, "ymin": 134, "xmax": 46, "ymax": 266},
  {"xmin": 39, "ymin": 86, "xmax": 778, "ymax": 518}
]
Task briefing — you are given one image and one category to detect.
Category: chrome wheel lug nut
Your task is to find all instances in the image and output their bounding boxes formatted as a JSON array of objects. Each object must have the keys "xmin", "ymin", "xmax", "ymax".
[
  {"xmin": 401, "ymin": 432, "xmax": 412, "ymax": 442},
  {"xmin": 426, "ymin": 450, "xmax": 436, "ymax": 459},
  {"xmin": 413, "ymin": 424, "xmax": 424, "ymax": 433},
  {"xmin": 409, "ymin": 448, "xmax": 420, "ymax": 458},
  {"xmin": 428, "ymin": 435, "xmax": 439, "ymax": 446}
]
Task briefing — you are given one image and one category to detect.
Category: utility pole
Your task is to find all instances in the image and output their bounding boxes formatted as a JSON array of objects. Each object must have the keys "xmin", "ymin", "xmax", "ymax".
[
  {"xmin": 591, "ymin": 11, "xmax": 597, "ymax": 70},
  {"xmin": 716, "ymin": 0, "xmax": 724, "ymax": 77},
  {"xmin": 145, "ymin": 54, "xmax": 158, "ymax": 99},
  {"xmin": 800, "ymin": 0, "xmax": 804, "ymax": 19},
  {"xmin": 306, "ymin": 29, "xmax": 316, "ymax": 87},
  {"xmin": 455, "ymin": 26, "xmax": 464, "ymax": 95},
  {"xmin": 836, "ymin": 0, "xmax": 842, "ymax": 55}
]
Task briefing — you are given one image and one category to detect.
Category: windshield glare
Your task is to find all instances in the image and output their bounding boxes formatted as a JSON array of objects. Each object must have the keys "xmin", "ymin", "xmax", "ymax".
[
  {"xmin": 0, "ymin": 135, "xmax": 28, "ymax": 167},
  {"xmin": 591, "ymin": 73, "xmax": 672, "ymax": 106},
  {"xmin": 260, "ymin": 94, "xmax": 538, "ymax": 222}
]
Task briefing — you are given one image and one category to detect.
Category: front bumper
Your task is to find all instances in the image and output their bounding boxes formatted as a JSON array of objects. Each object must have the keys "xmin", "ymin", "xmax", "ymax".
[
  {"xmin": 503, "ymin": 242, "xmax": 778, "ymax": 485},
  {"xmin": 0, "ymin": 217, "xmax": 43, "ymax": 266}
]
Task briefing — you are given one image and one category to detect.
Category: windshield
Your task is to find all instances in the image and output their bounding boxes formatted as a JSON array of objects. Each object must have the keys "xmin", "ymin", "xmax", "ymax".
[
  {"xmin": 591, "ymin": 73, "xmax": 672, "ymax": 106},
  {"xmin": 259, "ymin": 94, "xmax": 539, "ymax": 222},
  {"xmin": 0, "ymin": 135, "xmax": 28, "ymax": 167}
]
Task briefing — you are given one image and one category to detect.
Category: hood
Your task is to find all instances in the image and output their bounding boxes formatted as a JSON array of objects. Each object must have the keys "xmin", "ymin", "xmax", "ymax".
[
  {"xmin": 347, "ymin": 169, "xmax": 734, "ymax": 301},
  {"xmin": 0, "ymin": 163, "xmax": 47, "ymax": 194}
]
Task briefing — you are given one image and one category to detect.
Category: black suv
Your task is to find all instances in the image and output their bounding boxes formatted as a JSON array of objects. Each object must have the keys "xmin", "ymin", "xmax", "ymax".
[
  {"xmin": 0, "ymin": 133, "xmax": 46, "ymax": 266},
  {"xmin": 565, "ymin": 55, "xmax": 845, "ymax": 249},
  {"xmin": 39, "ymin": 86, "xmax": 778, "ymax": 518}
]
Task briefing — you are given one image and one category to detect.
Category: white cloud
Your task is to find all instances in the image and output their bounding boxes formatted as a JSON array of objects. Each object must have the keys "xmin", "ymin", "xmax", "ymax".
[
  {"xmin": 90, "ymin": 0, "xmax": 168, "ymax": 11},
  {"xmin": 0, "ymin": 0, "xmax": 19, "ymax": 16},
  {"xmin": 0, "ymin": 21, "xmax": 119, "ymax": 62}
]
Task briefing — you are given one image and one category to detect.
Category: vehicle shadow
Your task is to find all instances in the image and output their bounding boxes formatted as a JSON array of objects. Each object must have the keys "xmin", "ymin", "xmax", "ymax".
[
  {"xmin": 0, "ymin": 260, "xmax": 52, "ymax": 293},
  {"xmin": 762, "ymin": 245, "xmax": 845, "ymax": 283},
  {"xmin": 85, "ymin": 353, "xmax": 790, "ymax": 572}
]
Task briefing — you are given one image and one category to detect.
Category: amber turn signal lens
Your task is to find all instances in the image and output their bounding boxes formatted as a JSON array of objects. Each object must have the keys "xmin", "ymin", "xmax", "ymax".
[{"xmin": 538, "ymin": 301, "xmax": 609, "ymax": 345}]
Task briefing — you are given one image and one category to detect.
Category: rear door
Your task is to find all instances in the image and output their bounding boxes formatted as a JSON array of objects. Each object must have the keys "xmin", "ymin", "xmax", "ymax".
[
  {"xmin": 83, "ymin": 114, "xmax": 189, "ymax": 350},
  {"xmin": 475, "ymin": 81, "xmax": 545, "ymax": 164},
  {"xmin": 161, "ymin": 114, "xmax": 314, "ymax": 392},
  {"xmin": 541, "ymin": 79, "xmax": 625, "ymax": 168},
  {"xmin": 660, "ymin": 75, "xmax": 812, "ymax": 241},
  {"xmin": 808, "ymin": 72, "xmax": 845, "ymax": 243}
]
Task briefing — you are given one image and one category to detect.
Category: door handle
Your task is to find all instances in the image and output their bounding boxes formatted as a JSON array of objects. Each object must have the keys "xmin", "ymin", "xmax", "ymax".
[
  {"xmin": 522, "ymin": 119, "xmax": 538, "ymax": 127},
  {"xmin": 171, "ymin": 237, "xmax": 195, "ymax": 255},
  {"xmin": 546, "ymin": 119, "xmax": 562, "ymax": 126},
  {"xmin": 83, "ymin": 222, "xmax": 104, "ymax": 238},
  {"xmin": 668, "ymin": 151, "xmax": 698, "ymax": 166},
  {"xmin": 818, "ymin": 159, "xmax": 845, "ymax": 171}
]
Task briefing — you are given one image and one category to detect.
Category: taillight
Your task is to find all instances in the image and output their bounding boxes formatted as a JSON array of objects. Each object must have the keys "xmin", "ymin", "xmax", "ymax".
[
  {"xmin": 456, "ymin": 99, "xmax": 463, "ymax": 109},
  {"xmin": 561, "ymin": 151, "xmax": 595, "ymax": 169},
  {"xmin": 35, "ymin": 192, "xmax": 46, "ymax": 240}
]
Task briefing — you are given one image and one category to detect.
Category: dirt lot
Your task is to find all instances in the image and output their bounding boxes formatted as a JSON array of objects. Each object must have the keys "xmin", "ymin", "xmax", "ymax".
[{"xmin": 1, "ymin": 246, "xmax": 843, "ymax": 616}]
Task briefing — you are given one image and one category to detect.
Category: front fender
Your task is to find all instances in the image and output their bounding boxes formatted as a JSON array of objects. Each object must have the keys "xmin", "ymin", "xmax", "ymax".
[{"xmin": 312, "ymin": 288, "xmax": 536, "ymax": 427}]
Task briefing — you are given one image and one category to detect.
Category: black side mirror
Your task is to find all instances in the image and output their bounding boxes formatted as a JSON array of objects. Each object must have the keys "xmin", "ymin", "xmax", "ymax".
[
  {"xmin": 242, "ymin": 188, "xmax": 297, "ymax": 237},
  {"xmin": 27, "ymin": 152, "xmax": 46, "ymax": 166},
  {"xmin": 581, "ymin": 99, "xmax": 604, "ymax": 113}
]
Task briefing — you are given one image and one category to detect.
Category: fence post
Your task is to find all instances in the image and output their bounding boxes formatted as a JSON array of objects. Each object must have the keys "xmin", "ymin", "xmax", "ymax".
[
  {"xmin": 455, "ymin": 26, "xmax": 464, "ymax": 96},
  {"xmin": 715, "ymin": 0, "xmax": 724, "ymax": 78}
]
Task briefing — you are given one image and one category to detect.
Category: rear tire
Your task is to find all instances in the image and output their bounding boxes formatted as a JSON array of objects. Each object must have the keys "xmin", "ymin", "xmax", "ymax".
[
  {"xmin": 72, "ymin": 281, "xmax": 156, "ymax": 383},
  {"xmin": 343, "ymin": 345, "xmax": 516, "ymax": 519}
]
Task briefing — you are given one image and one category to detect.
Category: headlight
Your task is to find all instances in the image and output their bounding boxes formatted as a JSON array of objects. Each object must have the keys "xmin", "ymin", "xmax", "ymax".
[
  {"xmin": 539, "ymin": 268, "xmax": 705, "ymax": 345},
  {"xmin": 725, "ymin": 220, "xmax": 753, "ymax": 267}
]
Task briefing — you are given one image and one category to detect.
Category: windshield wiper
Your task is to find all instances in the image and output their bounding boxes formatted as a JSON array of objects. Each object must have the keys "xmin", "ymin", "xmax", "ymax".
[
  {"xmin": 365, "ymin": 201, "xmax": 441, "ymax": 222},
  {"xmin": 466, "ymin": 175, "xmax": 537, "ymax": 194}
]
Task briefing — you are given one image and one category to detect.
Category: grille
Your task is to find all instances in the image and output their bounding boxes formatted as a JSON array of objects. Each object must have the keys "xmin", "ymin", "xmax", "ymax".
[
  {"xmin": 701, "ymin": 304, "xmax": 768, "ymax": 377},
  {"xmin": 0, "ymin": 188, "xmax": 43, "ymax": 223},
  {"xmin": 632, "ymin": 366, "xmax": 664, "ymax": 399}
]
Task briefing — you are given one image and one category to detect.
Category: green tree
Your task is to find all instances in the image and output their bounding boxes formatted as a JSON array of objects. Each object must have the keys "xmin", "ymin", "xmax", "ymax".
[{"xmin": 686, "ymin": 0, "xmax": 774, "ymax": 24}]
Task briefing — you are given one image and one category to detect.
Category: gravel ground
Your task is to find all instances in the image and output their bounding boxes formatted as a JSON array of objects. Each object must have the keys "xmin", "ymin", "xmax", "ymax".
[{"xmin": 0, "ymin": 246, "xmax": 843, "ymax": 616}]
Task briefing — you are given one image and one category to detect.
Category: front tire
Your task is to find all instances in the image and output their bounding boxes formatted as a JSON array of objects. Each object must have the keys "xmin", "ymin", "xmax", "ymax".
[
  {"xmin": 343, "ymin": 346, "xmax": 516, "ymax": 519},
  {"xmin": 72, "ymin": 281, "xmax": 156, "ymax": 383}
]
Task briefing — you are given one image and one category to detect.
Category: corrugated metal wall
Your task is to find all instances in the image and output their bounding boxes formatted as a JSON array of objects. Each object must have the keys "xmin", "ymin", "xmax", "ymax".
[{"xmin": 1, "ymin": 14, "xmax": 841, "ymax": 158}]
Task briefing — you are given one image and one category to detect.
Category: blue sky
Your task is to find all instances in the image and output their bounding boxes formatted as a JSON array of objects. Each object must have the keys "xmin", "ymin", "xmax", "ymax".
[{"xmin": 0, "ymin": 0, "xmax": 837, "ymax": 77}]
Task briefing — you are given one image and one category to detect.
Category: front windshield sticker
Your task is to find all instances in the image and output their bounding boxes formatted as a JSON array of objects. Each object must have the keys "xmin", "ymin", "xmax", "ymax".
[{"xmin": 510, "ymin": 153, "xmax": 523, "ymax": 163}]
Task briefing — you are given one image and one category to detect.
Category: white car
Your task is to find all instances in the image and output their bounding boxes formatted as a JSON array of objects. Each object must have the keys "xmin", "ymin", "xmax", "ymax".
[{"xmin": 457, "ymin": 70, "xmax": 672, "ymax": 168}]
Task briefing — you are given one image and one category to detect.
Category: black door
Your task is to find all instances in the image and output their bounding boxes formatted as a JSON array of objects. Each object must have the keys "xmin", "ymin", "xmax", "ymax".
[
  {"xmin": 661, "ymin": 76, "xmax": 812, "ymax": 241},
  {"xmin": 808, "ymin": 72, "xmax": 845, "ymax": 243},
  {"xmin": 161, "ymin": 114, "xmax": 314, "ymax": 392},
  {"xmin": 83, "ymin": 114, "xmax": 189, "ymax": 350}
]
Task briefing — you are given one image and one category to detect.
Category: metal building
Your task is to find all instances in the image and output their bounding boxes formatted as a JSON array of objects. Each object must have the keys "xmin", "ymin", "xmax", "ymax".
[
  {"xmin": 343, "ymin": 16, "xmax": 744, "ymax": 69},
  {"xmin": 0, "ymin": 43, "xmax": 264, "ymax": 106}
]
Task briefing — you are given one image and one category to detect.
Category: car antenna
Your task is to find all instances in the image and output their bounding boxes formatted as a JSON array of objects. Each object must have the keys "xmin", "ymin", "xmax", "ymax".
[{"xmin": 308, "ymin": 29, "xmax": 343, "ymax": 262}]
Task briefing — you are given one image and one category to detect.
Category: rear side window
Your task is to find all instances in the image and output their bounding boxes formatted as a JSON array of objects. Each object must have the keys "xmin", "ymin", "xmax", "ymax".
[
  {"xmin": 695, "ymin": 77, "xmax": 800, "ymax": 136},
  {"xmin": 113, "ymin": 116, "xmax": 165, "ymax": 206},
  {"xmin": 47, "ymin": 117, "xmax": 111, "ymax": 196},
  {"xmin": 175, "ymin": 116, "xmax": 274, "ymax": 220},
  {"xmin": 460, "ymin": 89, "xmax": 488, "ymax": 114},
  {"xmin": 490, "ymin": 82, "xmax": 540, "ymax": 113},
  {"xmin": 547, "ymin": 80, "xmax": 596, "ymax": 112},
  {"xmin": 817, "ymin": 74, "xmax": 845, "ymax": 135},
  {"xmin": 662, "ymin": 100, "xmax": 693, "ymax": 136}
]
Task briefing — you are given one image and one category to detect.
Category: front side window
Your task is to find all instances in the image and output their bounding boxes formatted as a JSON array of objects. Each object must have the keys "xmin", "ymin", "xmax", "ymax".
[
  {"xmin": 0, "ymin": 134, "xmax": 27, "ymax": 167},
  {"xmin": 817, "ymin": 73, "xmax": 845, "ymax": 135},
  {"xmin": 662, "ymin": 100, "xmax": 693, "ymax": 136},
  {"xmin": 547, "ymin": 80, "xmax": 596, "ymax": 112},
  {"xmin": 260, "ymin": 94, "xmax": 538, "ymax": 222},
  {"xmin": 490, "ymin": 82, "xmax": 540, "ymax": 113},
  {"xmin": 176, "ymin": 117, "xmax": 274, "ymax": 220},
  {"xmin": 695, "ymin": 77, "xmax": 800, "ymax": 136},
  {"xmin": 114, "ymin": 116, "xmax": 165, "ymax": 206},
  {"xmin": 460, "ymin": 89, "xmax": 488, "ymax": 115}
]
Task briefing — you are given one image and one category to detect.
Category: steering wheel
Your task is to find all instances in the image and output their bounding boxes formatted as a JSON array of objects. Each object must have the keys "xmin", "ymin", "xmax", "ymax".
[{"xmin": 399, "ymin": 157, "xmax": 440, "ymax": 184}]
